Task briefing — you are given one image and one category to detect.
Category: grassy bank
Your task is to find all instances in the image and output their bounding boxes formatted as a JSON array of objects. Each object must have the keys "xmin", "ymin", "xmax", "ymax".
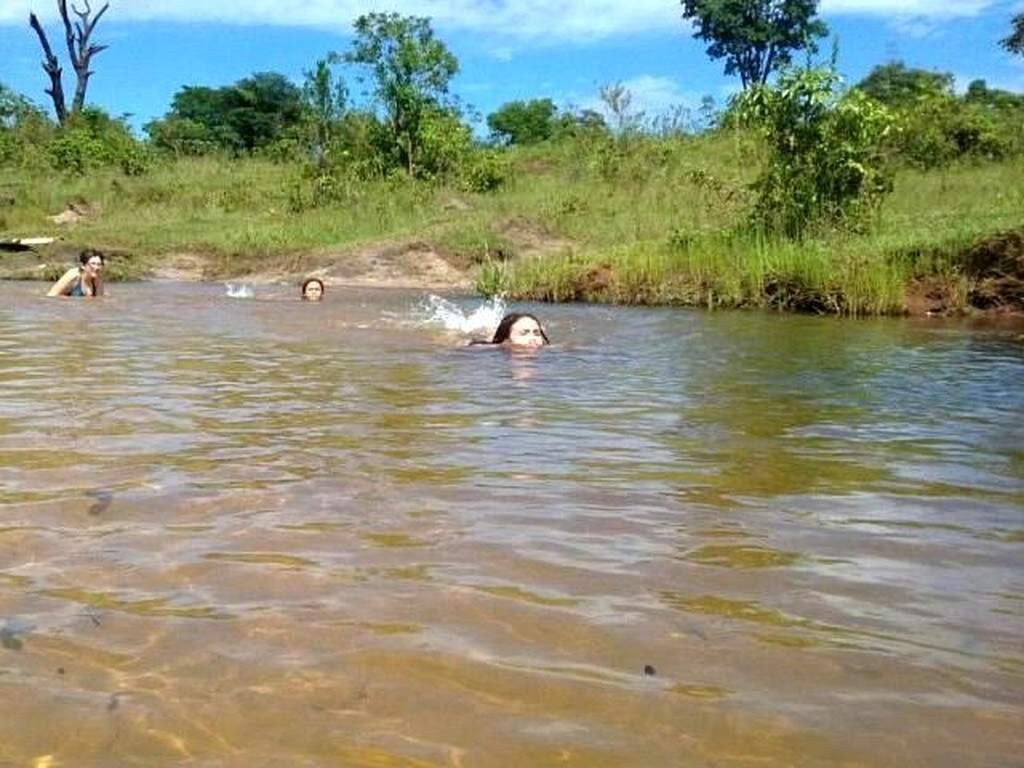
[
  {"xmin": 1, "ymin": 131, "xmax": 1022, "ymax": 313},
  {"xmin": 475, "ymin": 149, "xmax": 1024, "ymax": 315}
]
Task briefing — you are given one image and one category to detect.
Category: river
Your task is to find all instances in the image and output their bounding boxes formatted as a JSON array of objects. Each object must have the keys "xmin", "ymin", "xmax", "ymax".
[{"xmin": 1, "ymin": 282, "xmax": 1022, "ymax": 767}]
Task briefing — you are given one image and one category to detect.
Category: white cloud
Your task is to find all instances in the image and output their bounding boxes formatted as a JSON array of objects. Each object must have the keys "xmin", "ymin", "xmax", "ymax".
[
  {"xmin": 575, "ymin": 75, "xmax": 703, "ymax": 126},
  {"xmin": 0, "ymin": 0, "xmax": 677, "ymax": 40},
  {"xmin": 0, "ymin": 0, "xmax": 1001, "ymax": 40},
  {"xmin": 821, "ymin": 0, "xmax": 993, "ymax": 16},
  {"xmin": 613, "ymin": 75, "xmax": 701, "ymax": 114}
]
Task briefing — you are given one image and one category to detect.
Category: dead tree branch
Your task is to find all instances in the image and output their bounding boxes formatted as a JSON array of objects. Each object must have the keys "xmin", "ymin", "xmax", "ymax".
[
  {"xmin": 28, "ymin": 11, "xmax": 67, "ymax": 124},
  {"xmin": 27, "ymin": 0, "xmax": 110, "ymax": 124}
]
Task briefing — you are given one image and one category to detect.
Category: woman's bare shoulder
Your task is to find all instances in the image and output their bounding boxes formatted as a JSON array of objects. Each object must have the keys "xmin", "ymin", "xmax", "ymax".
[{"xmin": 47, "ymin": 267, "xmax": 79, "ymax": 296}]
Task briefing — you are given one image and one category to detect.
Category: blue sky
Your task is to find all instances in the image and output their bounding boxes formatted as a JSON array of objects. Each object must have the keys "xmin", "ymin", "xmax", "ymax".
[{"xmin": 1, "ymin": 1, "xmax": 1022, "ymax": 134}]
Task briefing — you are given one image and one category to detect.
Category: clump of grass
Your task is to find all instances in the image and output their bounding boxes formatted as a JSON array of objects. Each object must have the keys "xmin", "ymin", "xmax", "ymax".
[{"xmin": 435, "ymin": 223, "xmax": 516, "ymax": 269}]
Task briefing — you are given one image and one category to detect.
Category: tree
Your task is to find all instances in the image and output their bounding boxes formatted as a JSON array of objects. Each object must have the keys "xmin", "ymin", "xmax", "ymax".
[
  {"xmin": 486, "ymin": 99, "xmax": 557, "ymax": 145},
  {"xmin": 1002, "ymin": 13, "xmax": 1024, "ymax": 56},
  {"xmin": 345, "ymin": 12, "xmax": 459, "ymax": 175},
  {"xmin": 225, "ymin": 73, "xmax": 305, "ymax": 151},
  {"xmin": 146, "ymin": 73, "xmax": 305, "ymax": 154},
  {"xmin": 855, "ymin": 61, "xmax": 953, "ymax": 107},
  {"xmin": 964, "ymin": 79, "xmax": 1024, "ymax": 111},
  {"xmin": 599, "ymin": 82, "xmax": 644, "ymax": 135},
  {"xmin": 303, "ymin": 54, "xmax": 348, "ymax": 165},
  {"xmin": 680, "ymin": 0, "xmax": 827, "ymax": 89},
  {"xmin": 554, "ymin": 108, "xmax": 609, "ymax": 139},
  {"xmin": 0, "ymin": 83, "xmax": 44, "ymax": 129},
  {"xmin": 28, "ymin": 0, "xmax": 109, "ymax": 125}
]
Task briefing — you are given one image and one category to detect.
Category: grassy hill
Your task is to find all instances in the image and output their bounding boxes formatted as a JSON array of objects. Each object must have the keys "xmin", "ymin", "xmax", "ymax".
[{"xmin": 2, "ymin": 130, "xmax": 1022, "ymax": 315}]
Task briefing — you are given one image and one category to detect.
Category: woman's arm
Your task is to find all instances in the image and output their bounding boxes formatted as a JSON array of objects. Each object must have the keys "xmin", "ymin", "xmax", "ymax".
[{"xmin": 46, "ymin": 268, "xmax": 79, "ymax": 297}]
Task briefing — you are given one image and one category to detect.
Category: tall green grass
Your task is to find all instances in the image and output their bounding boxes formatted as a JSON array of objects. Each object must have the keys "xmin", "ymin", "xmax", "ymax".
[{"xmin": 479, "ymin": 234, "xmax": 911, "ymax": 315}]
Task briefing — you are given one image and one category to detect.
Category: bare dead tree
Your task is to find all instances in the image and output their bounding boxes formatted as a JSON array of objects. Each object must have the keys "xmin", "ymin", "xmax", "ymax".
[
  {"xmin": 28, "ymin": 11, "xmax": 67, "ymax": 124},
  {"xmin": 28, "ymin": 0, "xmax": 110, "ymax": 125}
]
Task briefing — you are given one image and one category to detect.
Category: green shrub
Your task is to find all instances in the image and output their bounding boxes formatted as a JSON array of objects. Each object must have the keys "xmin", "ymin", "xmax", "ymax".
[
  {"xmin": 739, "ymin": 67, "xmax": 897, "ymax": 236},
  {"xmin": 487, "ymin": 99, "xmax": 557, "ymax": 145},
  {"xmin": 458, "ymin": 149, "xmax": 510, "ymax": 192},
  {"xmin": 0, "ymin": 86, "xmax": 55, "ymax": 170},
  {"xmin": 48, "ymin": 131, "xmax": 112, "ymax": 174},
  {"xmin": 476, "ymin": 260, "xmax": 511, "ymax": 297},
  {"xmin": 0, "ymin": 131, "xmax": 15, "ymax": 166},
  {"xmin": 145, "ymin": 116, "xmax": 225, "ymax": 157},
  {"xmin": 440, "ymin": 224, "xmax": 515, "ymax": 266},
  {"xmin": 47, "ymin": 107, "xmax": 151, "ymax": 176},
  {"xmin": 416, "ymin": 108, "xmax": 473, "ymax": 179},
  {"xmin": 896, "ymin": 97, "xmax": 1013, "ymax": 167}
]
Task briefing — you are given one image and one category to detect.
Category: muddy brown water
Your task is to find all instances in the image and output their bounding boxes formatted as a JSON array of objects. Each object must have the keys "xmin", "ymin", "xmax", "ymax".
[{"xmin": 1, "ymin": 282, "xmax": 1022, "ymax": 767}]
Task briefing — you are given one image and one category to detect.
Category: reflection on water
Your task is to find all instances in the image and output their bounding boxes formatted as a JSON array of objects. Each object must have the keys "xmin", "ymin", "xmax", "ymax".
[{"xmin": 1, "ymin": 282, "xmax": 1022, "ymax": 767}]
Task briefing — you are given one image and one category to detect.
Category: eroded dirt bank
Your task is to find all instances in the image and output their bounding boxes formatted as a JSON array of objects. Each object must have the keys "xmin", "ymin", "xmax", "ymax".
[{"xmin": 3, "ymin": 229, "xmax": 1023, "ymax": 317}]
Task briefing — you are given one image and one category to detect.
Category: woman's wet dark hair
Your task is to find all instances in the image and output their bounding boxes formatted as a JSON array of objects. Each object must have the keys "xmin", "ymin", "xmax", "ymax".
[
  {"xmin": 78, "ymin": 249, "xmax": 105, "ymax": 266},
  {"xmin": 301, "ymin": 278, "xmax": 325, "ymax": 299},
  {"xmin": 491, "ymin": 313, "xmax": 549, "ymax": 344}
]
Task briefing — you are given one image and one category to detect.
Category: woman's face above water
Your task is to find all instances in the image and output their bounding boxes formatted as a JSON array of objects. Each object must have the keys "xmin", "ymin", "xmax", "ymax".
[
  {"xmin": 507, "ymin": 316, "xmax": 547, "ymax": 348},
  {"xmin": 83, "ymin": 256, "xmax": 103, "ymax": 278},
  {"xmin": 303, "ymin": 281, "xmax": 324, "ymax": 301}
]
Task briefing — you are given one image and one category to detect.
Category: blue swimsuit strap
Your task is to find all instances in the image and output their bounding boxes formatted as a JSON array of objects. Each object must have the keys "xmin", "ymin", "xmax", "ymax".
[{"xmin": 69, "ymin": 270, "xmax": 96, "ymax": 296}]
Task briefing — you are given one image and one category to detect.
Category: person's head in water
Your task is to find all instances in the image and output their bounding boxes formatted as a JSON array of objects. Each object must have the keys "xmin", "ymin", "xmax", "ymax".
[
  {"xmin": 492, "ymin": 313, "xmax": 549, "ymax": 348},
  {"xmin": 79, "ymin": 249, "xmax": 104, "ymax": 278},
  {"xmin": 301, "ymin": 278, "xmax": 325, "ymax": 301}
]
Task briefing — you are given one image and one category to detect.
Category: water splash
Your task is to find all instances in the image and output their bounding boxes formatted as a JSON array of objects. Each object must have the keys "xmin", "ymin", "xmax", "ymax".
[
  {"xmin": 225, "ymin": 283, "xmax": 254, "ymax": 299},
  {"xmin": 416, "ymin": 294, "xmax": 507, "ymax": 336}
]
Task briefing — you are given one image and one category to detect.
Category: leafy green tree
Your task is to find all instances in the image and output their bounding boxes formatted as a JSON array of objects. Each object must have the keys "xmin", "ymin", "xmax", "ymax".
[
  {"xmin": 303, "ymin": 54, "xmax": 348, "ymax": 166},
  {"xmin": 417, "ymin": 106, "xmax": 473, "ymax": 176},
  {"xmin": 855, "ymin": 67, "xmax": 1021, "ymax": 167},
  {"xmin": 146, "ymin": 73, "xmax": 305, "ymax": 154},
  {"xmin": 0, "ymin": 83, "xmax": 44, "ymax": 129},
  {"xmin": 151, "ymin": 86, "xmax": 240, "ymax": 150},
  {"xmin": 169, "ymin": 86, "xmax": 229, "ymax": 129},
  {"xmin": 486, "ymin": 99, "xmax": 557, "ymax": 145},
  {"xmin": 143, "ymin": 116, "xmax": 223, "ymax": 156},
  {"xmin": 964, "ymin": 79, "xmax": 1024, "ymax": 110},
  {"xmin": 697, "ymin": 95, "xmax": 719, "ymax": 130},
  {"xmin": 1002, "ymin": 13, "xmax": 1024, "ymax": 56},
  {"xmin": 223, "ymin": 73, "xmax": 305, "ymax": 151},
  {"xmin": 0, "ymin": 83, "xmax": 52, "ymax": 167},
  {"xmin": 345, "ymin": 12, "xmax": 460, "ymax": 175},
  {"xmin": 855, "ymin": 61, "xmax": 953, "ymax": 107},
  {"xmin": 554, "ymin": 108, "xmax": 609, "ymax": 139},
  {"xmin": 680, "ymin": 0, "xmax": 828, "ymax": 89}
]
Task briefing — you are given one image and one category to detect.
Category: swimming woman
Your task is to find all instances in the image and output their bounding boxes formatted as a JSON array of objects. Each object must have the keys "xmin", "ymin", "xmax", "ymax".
[
  {"xmin": 477, "ymin": 313, "xmax": 549, "ymax": 348},
  {"xmin": 47, "ymin": 250, "xmax": 104, "ymax": 297},
  {"xmin": 301, "ymin": 278, "xmax": 325, "ymax": 301}
]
